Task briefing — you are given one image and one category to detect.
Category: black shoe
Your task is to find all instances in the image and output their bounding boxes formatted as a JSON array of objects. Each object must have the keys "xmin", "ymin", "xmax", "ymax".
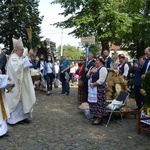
[
  {"xmin": 19, "ymin": 119, "xmax": 31, "ymax": 124},
  {"xmin": 60, "ymin": 92, "xmax": 65, "ymax": 94},
  {"xmin": 24, "ymin": 119, "xmax": 31, "ymax": 123},
  {"xmin": 0, "ymin": 133, "xmax": 10, "ymax": 138},
  {"xmin": 65, "ymin": 93, "xmax": 69, "ymax": 96}
]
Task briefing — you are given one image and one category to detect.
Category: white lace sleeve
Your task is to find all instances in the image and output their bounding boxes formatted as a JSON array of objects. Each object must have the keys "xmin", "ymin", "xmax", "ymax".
[
  {"xmin": 123, "ymin": 63, "xmax": 129, "ymax": 77},
  {"xmin": 23, "ymin": 56, "xmax": 32, "ymax": 68},
  {"xmin": 96, "ymin": 67, "xmax": 108, "ymax": 85},
  {"xmin": 0, "ymin": 74, "xmax": 8, "ymax": 88}
]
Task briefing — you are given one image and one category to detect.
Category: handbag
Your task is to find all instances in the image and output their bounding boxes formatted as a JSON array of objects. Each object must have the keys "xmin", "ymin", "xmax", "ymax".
[{"xmin": 54, "ymin": 78, "xmax": 60, "ymax": 88}]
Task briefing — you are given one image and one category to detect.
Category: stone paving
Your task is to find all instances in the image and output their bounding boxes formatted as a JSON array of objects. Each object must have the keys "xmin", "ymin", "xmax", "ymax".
[{"xmin": 0, "ymin": 86, "xmax": 150, "ymax": 150}]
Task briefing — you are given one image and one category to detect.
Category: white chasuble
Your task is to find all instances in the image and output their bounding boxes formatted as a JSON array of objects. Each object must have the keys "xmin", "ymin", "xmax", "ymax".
[
  {"xmin": 5, "ymin": 53, "xmax": 36, "ymax": 114},
  {"xmin": 0, "ymin": 75, "xmax": 10, "ymax": 124},
  {"xmin": 0, "ymin": 75, "xmax": 10, "ymax": 136}
]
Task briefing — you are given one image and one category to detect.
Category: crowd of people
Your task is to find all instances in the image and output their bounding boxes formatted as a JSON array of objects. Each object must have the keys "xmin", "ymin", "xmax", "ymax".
[
  {"xmin": 0, "ymin": 37, "xmax": 80, "ymax": 137},
  {"xmin": 28, "ymin": 50, "xmax": 78, "ymax": 96},
  {"xmin": 0, "ymin": 36, "xmax": 150, "ymax": 136},
  {"xmin": 75, "ymin": 48, "xmax": 150, "ymax": 125}
]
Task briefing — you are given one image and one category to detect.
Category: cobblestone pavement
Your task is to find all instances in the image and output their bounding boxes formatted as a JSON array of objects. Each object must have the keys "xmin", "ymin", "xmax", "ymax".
[{"xmin": 0, "ymin": 86, "xmax": 150, "ymax": 150}]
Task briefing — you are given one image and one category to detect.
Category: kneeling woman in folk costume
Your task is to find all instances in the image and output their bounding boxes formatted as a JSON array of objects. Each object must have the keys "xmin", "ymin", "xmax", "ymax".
[
  {"xmin": 88, "ymin": 56, "xmax": 108, "ymax": 125},
  {"xmin": 0, "ymin": 74, "xmax": 10, "ymax": 136}
]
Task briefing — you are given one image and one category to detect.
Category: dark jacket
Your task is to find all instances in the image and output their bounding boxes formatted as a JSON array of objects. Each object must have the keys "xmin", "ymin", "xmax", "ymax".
[
  {"xmin": 0, "ymin": 53, "xmax": 7, "ymax": 74},
  {"xmin": 81, "ymin": 60, "xmax": 93, "ymax": 83},
  {"xmin": 30, "ymin": 59, "xmax": 40, "ymax": 69},
  {"xmin": 141, "ymin": 58, "xmax": 150, "ymax": 75},
  {"xmin": 106, "ymin": 56, "xmax": 112, "ymax": 68},
  {"xmin": 131, "ymin": 66, "xmax": 142, "ymax": 86}
]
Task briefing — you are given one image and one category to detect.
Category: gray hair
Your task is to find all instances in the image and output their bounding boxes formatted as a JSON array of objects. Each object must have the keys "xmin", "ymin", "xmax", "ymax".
[
  {"xmin": 145, "ymin": 47, "xmax": 150, "ymax": 52},
  {"xmin": 88, "ymin": 53, "xmax": 94, "ymax": 58}
]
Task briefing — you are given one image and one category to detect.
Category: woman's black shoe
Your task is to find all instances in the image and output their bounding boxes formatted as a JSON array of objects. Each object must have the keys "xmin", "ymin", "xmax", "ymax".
[{"xmin": 65, "ymin": 92, "xmax": 69, "ymax": 96}]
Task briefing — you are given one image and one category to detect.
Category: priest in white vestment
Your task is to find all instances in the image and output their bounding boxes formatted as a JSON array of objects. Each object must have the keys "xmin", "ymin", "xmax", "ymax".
[
  {"xmin": 0, "ymin": 74, "xmax": 10, "ymax": 136},
  {"xmin": 5, "ymin": 37, "xmax": 36, "ymax": 124}
]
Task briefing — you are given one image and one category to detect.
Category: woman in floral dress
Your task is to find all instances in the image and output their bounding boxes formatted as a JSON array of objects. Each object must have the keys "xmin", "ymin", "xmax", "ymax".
[{"xmin": 88, "ymin": 56, "xmax": 108, "ymax": 125}]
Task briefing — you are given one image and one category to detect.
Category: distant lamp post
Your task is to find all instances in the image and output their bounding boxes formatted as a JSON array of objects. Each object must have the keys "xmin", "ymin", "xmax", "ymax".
[
  {"xmin": 60, "ymin": 28, "xmax": 63, "ymax": 56},
  {"xmin": 26, "ymin": 27, "xmax": 32, "ymax": 48}
]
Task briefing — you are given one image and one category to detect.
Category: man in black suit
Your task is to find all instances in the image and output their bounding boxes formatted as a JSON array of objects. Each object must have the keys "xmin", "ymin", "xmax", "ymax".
[
  {"xmin": 102, "ymin": 49, "xmax": 112, "ymax": 68},
  {"xmin": 141, "ymin": 47, "xmax": 150, "ymax": 75},
  {"xmin": 80, "ymin": 53, "xmax": 94, "ymax": 102},
  {"xmin": 0, "ymin": 47, "xmax": 7, "ymax": 74}
]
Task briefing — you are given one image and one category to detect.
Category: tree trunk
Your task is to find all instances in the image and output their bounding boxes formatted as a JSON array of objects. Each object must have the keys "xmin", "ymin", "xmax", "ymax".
[
  {"xmin": 9, "ymin": 34, "xmax": 13, "ymax": 52},
  {"xmin": 136, "ymin": 40, "xmax": 145, "ymax": 59},
  {"xmin": 100, "ymin": 38, "xmax": 109, "ymax": 55}
]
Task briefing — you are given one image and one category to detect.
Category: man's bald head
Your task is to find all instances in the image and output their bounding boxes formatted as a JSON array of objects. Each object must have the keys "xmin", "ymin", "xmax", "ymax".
[
  {"xmin": 88, "ymin": 53, "xmax": 94, "ymax": 60},
  {"xmin": 144, "ymin": 47, "xmax": 150, "ymax": 58},
  {"xmin": 62, "ymin": 53, "xmax": 67, "ymax": 60}
]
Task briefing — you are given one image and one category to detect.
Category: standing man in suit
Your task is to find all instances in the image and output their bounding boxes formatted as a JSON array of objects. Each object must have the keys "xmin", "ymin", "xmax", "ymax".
[
  {"xmin": 80, "ymin": 53, "xmax": 94, "ymax": 102},
  {"xmin": 142, "ymin": 47, "xmax": 150, "ymax": 75},
  {"xmin": 0, "ymin": 47, "xmax": 7, "ymax": 74},
  {"xmin": 102, "ymin": 49, "xmax": 112, "ymax": 68}
]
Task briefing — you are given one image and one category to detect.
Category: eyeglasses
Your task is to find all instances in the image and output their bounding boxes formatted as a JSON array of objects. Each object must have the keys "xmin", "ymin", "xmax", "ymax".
[{"xmin": 18, "ymin": 49, "xmax": 24, "ymax": 51}]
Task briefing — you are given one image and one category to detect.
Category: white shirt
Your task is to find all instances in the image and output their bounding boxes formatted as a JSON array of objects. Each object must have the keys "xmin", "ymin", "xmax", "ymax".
[
  {"xmin": 117, "ymin": 63, "xmax": 129, "ymax": 77},
  {"xmin": 96, "ymin": 67, "xmax": 108, "ymax": 85},
  {"xmin": 70, "ymin": 66, "xmax": 76, "ymax": 74},
  {"xmin": 54, "ymin": 64, "xmax": 59, "ymax": 74},
  {"xmin": 123, "ymin": 63, "xmax": 129, "ymax": 77},
  {"xmin": 145, "ymin": 60, "xmax": 150, "ymax": 74},
  {"xmin": 40, "ymin": 61, "xmax": 44, "ymax": 71}
]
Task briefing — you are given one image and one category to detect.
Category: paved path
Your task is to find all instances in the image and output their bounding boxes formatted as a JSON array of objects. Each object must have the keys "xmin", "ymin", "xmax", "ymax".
[{"xmin": 0, "ymin": 86, "xmax": 150, "ymax": 150}]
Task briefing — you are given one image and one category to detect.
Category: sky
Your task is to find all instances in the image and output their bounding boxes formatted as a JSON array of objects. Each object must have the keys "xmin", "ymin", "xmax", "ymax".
[{"xmin": 38, "ymin": 1, "xmax": 81, "ymax": 48}]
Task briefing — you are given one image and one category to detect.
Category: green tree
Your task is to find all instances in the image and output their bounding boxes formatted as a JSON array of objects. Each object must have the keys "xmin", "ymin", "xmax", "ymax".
[
  {"xmin": 119, "ymin": 0, "xmax": 150, "ymax": 58},
  {"xmin": 51, "ymin": 0, "xmax": 132, "ymax": 51},
  {"xmin": 89, "ymin": 44, "xmax": 101, "ymax": 57},
  {"xmin": 57, "ymin": 44, "xmax": 84, "ymax": 60},
  {"xmin": 51, "ymin": 0, "xmax": 150, "ymax": 58},
  {"xmin": 0, "ymin": 0, "xmax": 43, "ymax": 54}
]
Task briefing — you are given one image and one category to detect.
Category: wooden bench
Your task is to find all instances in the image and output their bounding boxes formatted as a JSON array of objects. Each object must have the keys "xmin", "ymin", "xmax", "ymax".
[
  {"xmin": 137, "ymin": 111, "xmax": 150, "ymax": 134},
  {"xmin": 109, "ymin": 109, "xmax": 140, "ymax": 117},
  {"xmin": 120, "ymin": 110, "xmax": 140, "ymax": 116}
]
